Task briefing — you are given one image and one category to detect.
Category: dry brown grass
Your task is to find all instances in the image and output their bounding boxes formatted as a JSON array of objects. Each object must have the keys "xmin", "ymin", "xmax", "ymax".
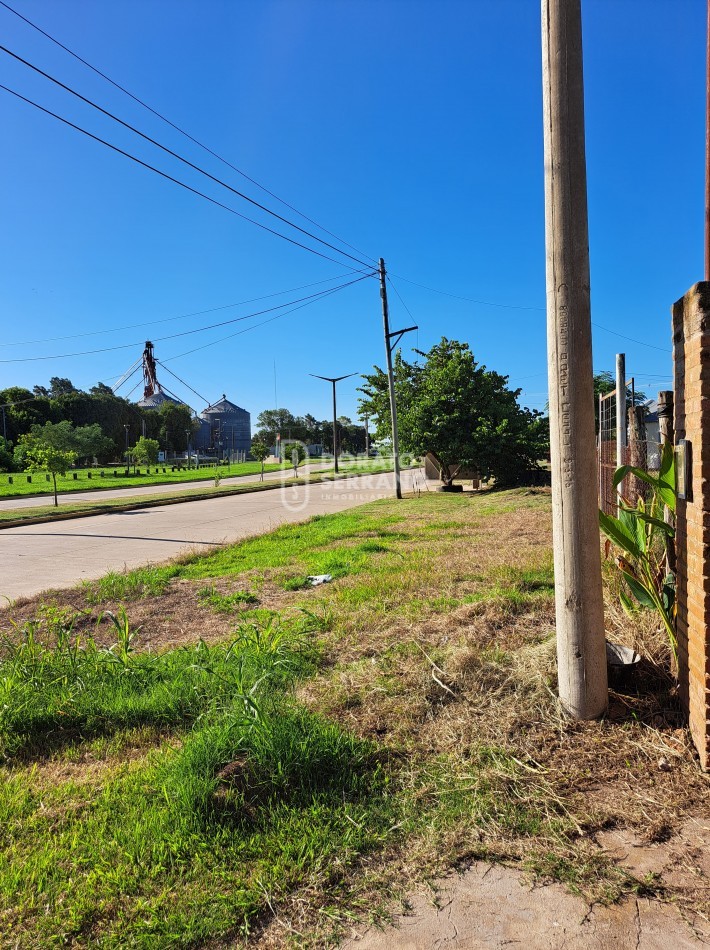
[{"xmin": 3, "ymin": 487, "xmax": 709, "ymax": 947}]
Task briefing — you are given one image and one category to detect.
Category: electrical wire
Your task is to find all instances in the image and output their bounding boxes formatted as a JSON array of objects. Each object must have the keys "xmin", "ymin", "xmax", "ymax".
[
  {"xmin": 389, "ymin": 272, "xmax": 546, "ymax": 311},
  {"xmin": 386, "ymin": 275, "xmax": 418, "ymax": 329},
  {"xmin": 0, "ymin": 0, "xmax": 378, "ymax": 267},
  {"xmin": 389, "ymin": 270, "xmax": 672, "ymax": 353},
  {"xmin": 590, "ymin": 324, "xmax": 671, "ymax": 353},
  {"xmin": 164, "ymin": 282, "xmax": 354, "ymax": 363},
  {"xmin": 0, "ymin": 274, "xmax": 373, "ymax": 363},
  {"xmin": 155, "ymin": 362, "xmax": 209, "ymax": 406},
  {"xmin": 0, "ymin": 271, "xmax": 366, "ymax": 347},
  {"xmin": 1, "ymin": 45, "xmax": 374, "ymax": 271},
  {"xmin": 0, "ymin": 82, "xmax": 374, "ymax": 273}
]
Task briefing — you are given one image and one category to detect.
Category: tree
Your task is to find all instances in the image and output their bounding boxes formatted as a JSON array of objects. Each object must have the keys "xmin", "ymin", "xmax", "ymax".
[
  {"xmin": 13, "ymin": 421, "xmax": 112, "ymax": 467},
  {"xmin": 359, "ymin": 338, "xmax": 549, "ymax": 487},
  {"xmin": 18, "ymin": 432, "xmax": 75, "ymax": 506},
  {"xmin": 250, "ymin": 439, "xmax": 269, "ymax": 481},
  {"xmin": 282, "ymin": 441, "xmax": 306, "ymax": 477},
  {"xmin": 132, "ymin": 436, "xmax": 159, "ymax": 466},
  {"xmin": 0, "ymin": 437, "xmax": 15, "ymax": 473},
  {"xmin": 255, "ymin": 408, "xmax": 297, "ymax": 445},
  {"xmin": 157, "ymin": 403, "xmax": 194, "ymax": 453}
]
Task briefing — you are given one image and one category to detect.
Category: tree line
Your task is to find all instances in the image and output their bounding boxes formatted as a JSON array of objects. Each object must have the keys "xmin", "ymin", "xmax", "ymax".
[
  {"xmin": 254, "ymin": 409, "xmax": 368, "ymax": 455},
  {"xmin": 0, "ymin": 377, "xmax": 194, "ymax": 472}
]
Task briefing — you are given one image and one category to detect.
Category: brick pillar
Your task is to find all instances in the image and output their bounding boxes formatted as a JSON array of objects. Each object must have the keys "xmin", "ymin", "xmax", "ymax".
[{"xmin": 672, "ymin": 282, "xmax": 710, "ymax": 769}]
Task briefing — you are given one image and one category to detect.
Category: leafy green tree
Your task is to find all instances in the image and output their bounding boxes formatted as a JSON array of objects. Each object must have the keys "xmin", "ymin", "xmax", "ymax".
[
  {"xmin": 48, "ymin": 377, "xmax": 78, "ymax": 399},
  {"xmin": 255, "ymin": 408, "xmax": 297, "ymax": 445},
  {"xmin": 250, "ymin": 439, "xmax": 269, "ymax": 481},
  {"xmin": 282, "ymin": 441, "xmax": 307, "ymax": 476},
  {"xmin": 18, "ymin": 433, "xmax": 76, "ymax": 507},
  {"xmin": 593, "ymin": 371, "xmax": 646, "ymax": 434},
  {"xmin": 13, "ymin": 421, "xmax": 112, "ymax": 467},
  {"xmin": 157, "ymin": 403, "xmax": 194, "ymax": 453},
  {"xmin": 0, "ymin": 387, "xmax": 54, "ymax": 443},
  {"xmin": 0, "ymin": 436, "xmax": 15, "ymax": 473},
  {"xmin": 359, "ymin": 337, "xmax": 549, "ymax": 487},
  {"xmin": 132, "ymin": 436, "xmax": 160, "ymax": 466}
]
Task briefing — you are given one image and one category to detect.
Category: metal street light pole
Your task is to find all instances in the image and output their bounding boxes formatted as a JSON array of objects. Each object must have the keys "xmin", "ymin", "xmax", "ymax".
[
  {"xmin": 124, "ymin": 424, "xmax": 130, "ymax": 474},
  {"xmin": 310, "ymin": 373, "xmax": 358, "ymax": 474},
  {"xmin": 185, "ymin": 429, "xmax": 190, "ymax": 470}
]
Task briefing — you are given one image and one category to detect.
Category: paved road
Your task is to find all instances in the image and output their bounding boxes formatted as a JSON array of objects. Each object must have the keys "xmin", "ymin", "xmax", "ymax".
[
  {"xmin": 0, "ymin": 464, "xmax": 327, "ymax": 510},
  {"xmin": 0, "ymin": 468, "xmax": 424, "ymax": 601}
]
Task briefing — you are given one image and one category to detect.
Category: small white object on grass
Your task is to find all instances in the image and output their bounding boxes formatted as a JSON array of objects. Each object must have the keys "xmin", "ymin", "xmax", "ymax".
[{"xmin": 307, "ymin": 574, "xmax": 332, "ymax": 586}]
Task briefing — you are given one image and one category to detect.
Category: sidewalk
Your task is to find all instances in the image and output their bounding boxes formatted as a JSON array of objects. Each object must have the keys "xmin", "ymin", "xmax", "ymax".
[{"xmin": 344, "ymin": 858, "xmax": 709, "ymax": 949}]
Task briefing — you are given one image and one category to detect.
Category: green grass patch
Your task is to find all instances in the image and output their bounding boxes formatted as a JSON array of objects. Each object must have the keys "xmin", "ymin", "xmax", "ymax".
[
  {"xmin": 197, "ymin": 585, "xmax": 260, "ymax": 613},
  {"xmin": 3, "ymin": 486, "xmax": 666, "ymax": 946},
  {"xmin": 0, "ymin": 461, "xmax": 286, "ymax": 499}
]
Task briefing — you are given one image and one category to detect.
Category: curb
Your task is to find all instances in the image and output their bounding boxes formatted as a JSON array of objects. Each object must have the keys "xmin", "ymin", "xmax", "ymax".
[{"xmin": 0, "ymin": 468, "xmax": 400, "ymax": 531}]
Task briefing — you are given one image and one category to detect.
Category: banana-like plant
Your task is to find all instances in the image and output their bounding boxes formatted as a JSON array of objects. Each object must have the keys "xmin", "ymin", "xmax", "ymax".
[{"xmin": 598, "ymin": 443, "xmax": 677, "ymax": 661}]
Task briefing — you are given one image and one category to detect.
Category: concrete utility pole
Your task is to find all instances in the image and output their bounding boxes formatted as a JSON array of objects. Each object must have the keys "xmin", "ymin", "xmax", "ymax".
[
  {"xmin": 363, "ymin": 414, "xmax": 370, "ymax": 457},
  {"xmin": 379, "ymin": 258, "xmax": 417, "ymax": 500},
  {"xmin": 310, "ymin": 373, "xmax": 357, "ymax": 474},
  {"xmin": 615, "ymin": 352, "xmax": 626, "ymax": 504},
  {"xmin": 541, "ymin": 0, "xmax": 608, "ymax": 719}
]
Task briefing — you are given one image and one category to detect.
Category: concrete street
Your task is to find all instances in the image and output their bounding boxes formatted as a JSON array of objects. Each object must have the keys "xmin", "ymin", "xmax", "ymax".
[
  {"xmin": 0, "ymin": 463, "xmax": 323, "ymax": 510},
  {"xmin": 0, "ymin": 468, "xmax": 425, "ymax": 601}
]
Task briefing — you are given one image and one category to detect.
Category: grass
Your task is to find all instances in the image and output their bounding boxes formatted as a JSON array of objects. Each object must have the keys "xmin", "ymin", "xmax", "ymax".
[
  {"xmin": 0, "ymin": 464, "xmax": 400, "ymax": 528},
  {"xmin": 0, "ymin": 486, "xmax": 706, "ymax": 947},
  {"xmin": 0, "ymin": 461, "xmax": 286, "ymax": 499}
]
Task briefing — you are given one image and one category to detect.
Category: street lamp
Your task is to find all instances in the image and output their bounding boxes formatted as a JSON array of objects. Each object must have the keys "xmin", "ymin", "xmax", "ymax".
[
  {"xmin": 124, "ymin": 424, "xmax": 130, "ymax": 474},
  {"xmin": 309, "ymin": 373, "xmax": 358, "ymax": 474},
  {"xmin": 185, "ymin": 429, "xmax": 190, "ymax": 470}
]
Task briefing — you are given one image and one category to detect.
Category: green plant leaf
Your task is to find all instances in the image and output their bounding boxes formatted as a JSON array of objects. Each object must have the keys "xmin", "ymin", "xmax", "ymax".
[
  {"xmin": 612, "ymin": 464, "xmax": 638, "ymax": 489},
  {"xmin": 630, "ymin": 511, "xmax": 675, "ymax": 537},
  {"xmin": 599, "ymin": 510, "xmax": 642, "ymax": 560},
  {"xmin": 619, "ymin": 589, "xmax": 637, "ymax": 616},
  {"xmin": 622, "ymin": 572, "xmax": 656, "ymax": 609},
  {"xmin": 658, "ymin": 443, "xmax": 676, "ymax": 512}
]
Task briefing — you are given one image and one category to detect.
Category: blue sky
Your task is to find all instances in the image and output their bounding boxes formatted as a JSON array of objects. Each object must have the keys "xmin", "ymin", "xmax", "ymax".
[{"xmin": 0, "ymin": 0, "xmax": 704, "ymax": 424}]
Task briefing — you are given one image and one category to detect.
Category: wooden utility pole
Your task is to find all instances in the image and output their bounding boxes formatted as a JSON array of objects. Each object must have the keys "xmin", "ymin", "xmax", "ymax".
[
  {"xmin": 541, "ymin": 0, "xmax": 608, "ymax": 719},
  {"xmin": 379, "ymin": 258, "xmax": 417, "ymax": 500},
  {"xmin": 615, "ymin": 352, "xmax": 626, "ymax": 504}
]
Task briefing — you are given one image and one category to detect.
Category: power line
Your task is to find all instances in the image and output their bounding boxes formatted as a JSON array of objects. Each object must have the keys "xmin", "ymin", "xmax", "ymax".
[
  {"xmin": 389, "ymin": 271, "xmax": 672, "ymax": 353},
  {"xmin": 386, "ymin": 275, "xmax": 418, "ymax": 327},
  {"xmin": 389, "ymin": 272, "xmax": 546, "ymax": 311},
  {"xmin": 0, "ymin": 0, "xmax": 378, "ymax": 267},
  {"xmin": 155, "ymin": 362, "xmax": 209, "ymax": 406},
  {"xmin": 1, "ymin": 45, "xmax": 374, "ymax": 271},
  {"xmin": 590, "ymin": 323, "xmax": 671, "ymax": 353},
  {"xmin": 0, "ymin": 271, "xmax": 363, "ymax": 347},
  {"xmin": 164, "ymin": 282, "xmax": 357, "ymax": 363},
  {"xmin": 0, "ymin": 275, "xmax": 372, "ymax": 362},
  {"xmin": 0, "ymin": 82, "xmax": 374, "ymax": 273}
]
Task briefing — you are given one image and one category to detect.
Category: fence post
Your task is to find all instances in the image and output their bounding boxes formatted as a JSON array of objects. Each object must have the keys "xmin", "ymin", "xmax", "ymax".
[
  {"xmin": 658, "ymin": 390, "xmax": 674, "ymax": 446},
  {"xmin": 626, "ymin": 405, "xmax": 647, "ymax": 506},
  {"xmin": 672, "ymin": 284, "xmax": 710, "ymax": 768},
  {"xmin": 616, "ymin": 353, "xmax": 627, "ymax": 505}
]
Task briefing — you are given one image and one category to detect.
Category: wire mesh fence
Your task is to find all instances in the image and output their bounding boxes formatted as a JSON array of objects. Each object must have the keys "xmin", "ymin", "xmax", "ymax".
[{"xmin": 598, "ymin": 382, "xmax": 660, "ymax": 515}]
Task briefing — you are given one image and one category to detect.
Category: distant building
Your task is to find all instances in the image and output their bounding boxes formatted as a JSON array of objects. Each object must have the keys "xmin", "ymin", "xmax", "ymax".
[{"xmin": 193, "ymin": 394, "xmax": 251, "ymax": 458}]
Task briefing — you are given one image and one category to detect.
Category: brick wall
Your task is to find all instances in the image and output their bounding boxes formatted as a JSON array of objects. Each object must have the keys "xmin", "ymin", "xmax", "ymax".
[{"xmin": 672, "ymin": 282, "xmax": 710, "ymax": 769}]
